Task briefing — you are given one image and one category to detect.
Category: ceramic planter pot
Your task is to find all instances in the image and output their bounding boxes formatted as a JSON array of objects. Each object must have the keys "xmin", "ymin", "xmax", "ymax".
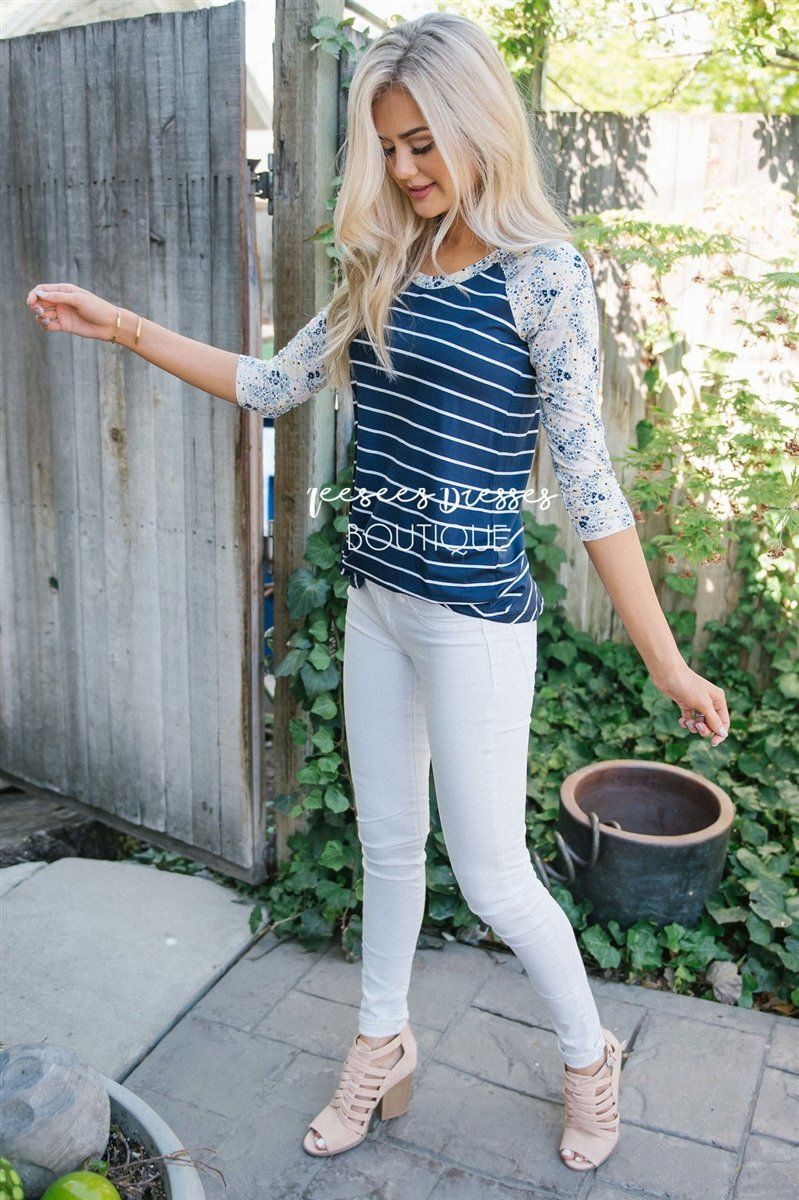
[
  {"xmin": 534, "ymin": 759, "xmax": 734, "ymax": 928},
  {"xmin": 102, "ymin": 1075, "xmax": 206, "ymax": 1199}
]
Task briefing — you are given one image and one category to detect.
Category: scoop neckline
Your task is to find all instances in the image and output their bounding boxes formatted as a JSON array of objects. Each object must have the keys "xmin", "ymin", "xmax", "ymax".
[{"xmin": 412, "ymin": 246, "xmax": 502, "ymax": 289}]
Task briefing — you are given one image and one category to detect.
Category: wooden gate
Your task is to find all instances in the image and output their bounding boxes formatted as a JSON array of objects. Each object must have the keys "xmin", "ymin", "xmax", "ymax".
[{"xmin": 0, "ymin": 0, "xmax": 271, "ymax": 882}]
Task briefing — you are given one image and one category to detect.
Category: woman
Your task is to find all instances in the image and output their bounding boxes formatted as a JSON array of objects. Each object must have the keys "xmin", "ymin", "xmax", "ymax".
[{"xmin": 26, "ymin": 10, "xmax": 729, "ymax": 1175}]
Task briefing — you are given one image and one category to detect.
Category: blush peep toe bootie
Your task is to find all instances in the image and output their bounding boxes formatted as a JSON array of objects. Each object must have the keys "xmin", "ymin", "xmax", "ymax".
[
  {"xmin": 302, "ymin": 1022, "xmax": 418, "ymax": 1156},
  {"xmin": 559, "ymin": 1027, "xmax": 625, "ymax": 1171}
]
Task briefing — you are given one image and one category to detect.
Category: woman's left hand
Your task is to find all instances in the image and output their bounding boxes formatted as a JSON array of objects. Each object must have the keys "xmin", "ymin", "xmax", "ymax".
[{"xmin": 651, "ymin": 660, "xmax": 730, "ymax": 748}]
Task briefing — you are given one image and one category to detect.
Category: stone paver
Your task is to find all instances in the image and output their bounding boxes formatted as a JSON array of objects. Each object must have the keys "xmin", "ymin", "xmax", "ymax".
[
  {"xmin": 296, "ymin": 938, "xmax": 499, "ymax": 1030},
  {"xmin": 619, "ymin": 1010, "xmax": 766, "ymax": 1150},
  {"xmin": 5, "ymin": 858, "xmax": 798, "ymax": 1200},
  {"xmin": 0, "ymin": 858, "xmax": 255, "ymax": 1077},
  {"xmin": 767, "ymin": 1021, "xmax": 799, "ymax": 1074},
  {"xmin": 125, "ymin": 1014, "xmax": 299, "ymax": 1119},
  {"xmin": 593, "ymin": 1121, "xmax": 739, "ymax": 1199},
  {"xmin": 125, "ymin": 1084, "xmax": 237, "ymax": 1196},
  {"xmin": 300, "ymin": 1140, "xmax": 445, "ymax": 1200},
  {"xmin": 189, "ymin": 934, "xmax": 328, "ymax": 1032},
  {"xmin": 733, "ymin": 1133, "xmax": 799, "ymax": 1200},
  {"xmin": 143, "ymin": 936, "xmax": 793, "ymax": 1200},
  {"xmin": 383, "ymin": 1057, "xmax": 583, "ymax": 1195},
  {"xmin": 0, "ymin": 859, "xmax": 46, "ymax": 897},
  {"xmin": 750, "ymin": 1066, "xmax": 799, "ymax": 1145},
  {"xmin": 472, "ymin": 951, "xmax": 644, "ymax": 1043},
  {"xmin": 429, "ymin": 1165, "xmax": 556, "ymax": 1198}
]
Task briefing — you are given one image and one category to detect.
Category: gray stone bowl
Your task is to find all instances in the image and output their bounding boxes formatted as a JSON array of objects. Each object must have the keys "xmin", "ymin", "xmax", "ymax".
[{"xmin": 102, "ymin": 1075, "xmax": 206, "ymax": 1199}]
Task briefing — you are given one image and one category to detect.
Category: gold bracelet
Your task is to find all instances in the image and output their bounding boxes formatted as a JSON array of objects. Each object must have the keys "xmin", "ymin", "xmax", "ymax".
[{"xmin": 109, "ymin": 309, "xmax": 143, "ymax": 347}]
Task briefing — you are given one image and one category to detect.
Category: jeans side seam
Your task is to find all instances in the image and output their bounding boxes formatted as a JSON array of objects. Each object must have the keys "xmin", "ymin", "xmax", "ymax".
[
  {"xmin": 480, "ymin": 621, "xmax": 509, "ymax": 875},
  {"xmin": 411, "ymin": 668, "xmax": 427, "ymax": 845}
]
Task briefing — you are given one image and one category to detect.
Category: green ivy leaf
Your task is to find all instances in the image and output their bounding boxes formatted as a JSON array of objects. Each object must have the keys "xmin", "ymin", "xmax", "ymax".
[
  {"xmin": 777, "ymin": 672, "xmax": 799, "ymax": 699},
  {"xmin": 750, "ymin": 883, "xmax": 791, "ymax": 928},
  {"xmin": 316, "ymin": 879, "xmax": 351, "ymax": 912},
  {"xmin": 550, "ymin": 641, "xmax": 578, "ymax": 666},
  {"xmin": 316, "ymin": 753, "xmax": 342, "ymax": 776},
  {"xmin": 428, "ymin": 894, "xmax": 458, "ymax": 920},
  {"xmin": 319, "ymin": 839, "xmax": 347, "ymax": 871},
  {"xmin": 308, "ymin": 615, "xmax": 330, "ymax": 642},
  {"xmin": 581, "ymin": 924, "xmax": 622, "ymax": 968},
  {"xmin": 249, "ymin": 903, "xmax": 264, "ymax": 935},
  {"xmin": 300, "ymin": 659, "xmax": 340, "ymax": 699},
  {"xmin": 626, "ymin": 922, "xmax": 664, "ymax": 971},
  {"xmin": 272, "ymin": 791, "xmax": 299, "ymax": 814},
  {"xmin": 312, "ymin": 726, "xmax": 335, "ymax": 754},
  {"xmin": 772, "ymin": 941, "xmax": 799, "ymax": 973},
  {"xmin": 303, "ymin": 789, "xmax": 324, "ymax": 810},
  {"xmin": 705, "ymin": 898, "xmax": 749, "ymax": 924},
  {"xmin": 287, "ymin": 569, "xmax": 330, "ymax": 619},
  {"xmin": 746, "ymin": 911, "xmax": 773, "ymax": 946},
  {"xmin": 426, "ymin": 863, "xmax": 458, "ymax": 893},
  {"xmin": 311, "ymin": 692, "xmax": 338, "ymax": 720},
  {"xmin": 324, "ymin": 785, "xmax": 351, "ymax": 813},
  {"xmin": 296, "ymin": 764, "xmax": 322, "ymax": 785},
  {"xmin": 662, "ymin": 922, "xmax": 686, "ymax": 952},
  {"xmin": 274, "ymin": 647, "xmax": 308, "ymax": 678},
  {"xmin": 635, "ymin": 418, "xmax": 655, "ymax": 450},
  {"xmin": 290, "ymin": 717, "xmax": 309, "ymax": 745},
  {"xmin": 308, "ymin": 643, "xmax": 332, "ymax": 671}
]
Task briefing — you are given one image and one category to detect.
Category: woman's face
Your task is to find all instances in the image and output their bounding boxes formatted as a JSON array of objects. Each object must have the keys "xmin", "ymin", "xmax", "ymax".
[{"xmin": 372, "ymin": 85, "xmax": 454, "ymax": 217}]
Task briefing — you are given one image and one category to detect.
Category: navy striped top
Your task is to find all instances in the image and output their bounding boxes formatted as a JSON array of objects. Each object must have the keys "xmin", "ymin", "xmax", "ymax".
[{"xmin": 236, "ymin": 240, "xmax": 636, "ymax": 623}]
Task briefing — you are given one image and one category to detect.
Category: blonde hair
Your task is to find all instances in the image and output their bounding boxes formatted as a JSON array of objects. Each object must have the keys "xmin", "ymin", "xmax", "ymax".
[{"xmin": 323, "ymin": 10, "xmax": 573, "ymax": 394}]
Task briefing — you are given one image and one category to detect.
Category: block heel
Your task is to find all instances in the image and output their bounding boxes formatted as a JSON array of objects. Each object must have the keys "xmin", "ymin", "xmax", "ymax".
[{"xmin": 377, "ymin": 1067, "xmax": 413, "ymax": 1119}]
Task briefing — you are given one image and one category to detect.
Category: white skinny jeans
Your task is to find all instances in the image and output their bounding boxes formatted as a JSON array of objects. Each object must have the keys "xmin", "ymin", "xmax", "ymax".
[{"xmin": 343, "ymin": 577, "xmax": 607, "ymax": 1068}]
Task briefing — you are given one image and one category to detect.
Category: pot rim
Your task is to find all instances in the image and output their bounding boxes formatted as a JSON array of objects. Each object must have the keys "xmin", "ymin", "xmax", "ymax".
[
  {"xmin": 560, "ymin": 758, "xmax": 734, "ymax": 845},
  {"xmin": 101, "ymin": 1074, "xmax": 206, "ymax": 1199}
]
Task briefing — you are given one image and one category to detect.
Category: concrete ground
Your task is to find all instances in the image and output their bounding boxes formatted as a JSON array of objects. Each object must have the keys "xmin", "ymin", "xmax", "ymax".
[{"xmin": 2, "ymin": 857, "xmax": 797, "ymax": 1199}]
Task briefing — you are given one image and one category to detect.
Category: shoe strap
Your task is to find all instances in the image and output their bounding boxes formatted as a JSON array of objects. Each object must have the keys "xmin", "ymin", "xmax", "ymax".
[
  {"xmin": 330, "ymin": 1032, "xmax": 406, "ymax": 1134},
  {"xmin": 562, "ymin": 1045, "xmax": 619, "ymax": 1138}
]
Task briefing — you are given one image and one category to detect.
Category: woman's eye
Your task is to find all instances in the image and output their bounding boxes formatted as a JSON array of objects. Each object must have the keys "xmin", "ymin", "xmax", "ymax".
[{"xmin": 382, "ymin": 143, "xmax": 434, "ymax": 158}]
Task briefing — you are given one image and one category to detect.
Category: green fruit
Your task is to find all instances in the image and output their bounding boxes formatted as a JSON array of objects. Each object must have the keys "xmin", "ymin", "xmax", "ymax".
[
  {"xmin": 40, "ymin": 1173, "xmax": 121, "ymax": 1200},
  {"xmin": 0, "ymin": 1156, "xmax": 24, "ymax": 1200}
]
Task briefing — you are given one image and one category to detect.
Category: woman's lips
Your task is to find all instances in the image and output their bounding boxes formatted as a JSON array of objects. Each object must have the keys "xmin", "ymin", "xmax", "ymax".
[{"xmin": 408, "ymin": 183, "xmax": 434, "ymax": 198}]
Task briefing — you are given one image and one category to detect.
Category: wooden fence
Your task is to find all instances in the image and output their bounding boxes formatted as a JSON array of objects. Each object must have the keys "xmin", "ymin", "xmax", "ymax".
[{"xmin": 0, "ymin": 0, "xmax": 268, "ymax": 882}]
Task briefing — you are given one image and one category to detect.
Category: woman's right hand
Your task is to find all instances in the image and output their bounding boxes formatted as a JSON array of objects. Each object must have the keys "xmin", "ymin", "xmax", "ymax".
[{"xmin": 25, "ymin": 283, "xmax": 117, "ymax": 342}]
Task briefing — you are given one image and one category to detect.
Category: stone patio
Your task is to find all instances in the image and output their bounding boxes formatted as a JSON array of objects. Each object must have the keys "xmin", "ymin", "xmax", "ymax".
[{"xmin": 2, "ymin": 857, "xmax": 797, "ymax": 1198}]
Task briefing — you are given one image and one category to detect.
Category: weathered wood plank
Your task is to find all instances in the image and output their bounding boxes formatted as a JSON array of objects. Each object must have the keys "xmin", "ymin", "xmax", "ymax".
[
  {"xmin": 1, "ymin": 1, "xmax": 266, "ymax": 881},
  {"xmin": 272, "ymin": 0, "xmax": 343, "ymax": 863}
]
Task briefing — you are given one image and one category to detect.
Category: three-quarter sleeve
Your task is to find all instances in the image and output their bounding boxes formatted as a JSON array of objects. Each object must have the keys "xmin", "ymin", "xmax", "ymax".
[
  {"xmin": 236, "ymin": 303, "xmax": 330, "ymax": 418},
  {"xmin": 524, "ymin": 243, "xmax": 636, "ymax": 541}
]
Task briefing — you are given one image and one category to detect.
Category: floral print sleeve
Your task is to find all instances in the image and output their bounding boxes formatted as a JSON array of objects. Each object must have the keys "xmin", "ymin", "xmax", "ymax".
[
  {"xmin": 506, "ymin": 241, "xmax": 636, "ymax": 541},
  {"xmin": 235, "ymin": 303, "xmax": 329, "ymax": 417}
]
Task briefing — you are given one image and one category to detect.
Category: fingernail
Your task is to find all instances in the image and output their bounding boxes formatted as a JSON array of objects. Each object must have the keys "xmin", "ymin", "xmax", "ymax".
[{"xmin": 720, "ymin": 726, "xmax": 728, "ymax": 736}]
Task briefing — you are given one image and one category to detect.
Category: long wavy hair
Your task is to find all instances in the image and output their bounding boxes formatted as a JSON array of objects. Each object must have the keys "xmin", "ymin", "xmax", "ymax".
[{"xmin": 323, "ymin": 11, "xmax": 573, "ymax": 394}]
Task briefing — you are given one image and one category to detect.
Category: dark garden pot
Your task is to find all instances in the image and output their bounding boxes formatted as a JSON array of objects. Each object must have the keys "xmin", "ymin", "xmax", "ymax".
[{"xmin": 532, "ymin": 759, "xmax": 734, "ymax": 928}]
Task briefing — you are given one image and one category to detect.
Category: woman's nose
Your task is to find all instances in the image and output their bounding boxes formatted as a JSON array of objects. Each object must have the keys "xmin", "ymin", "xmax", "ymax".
[{"xmin": 393, "ymin": 152, "xmax": 421, "ymax": 179}]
